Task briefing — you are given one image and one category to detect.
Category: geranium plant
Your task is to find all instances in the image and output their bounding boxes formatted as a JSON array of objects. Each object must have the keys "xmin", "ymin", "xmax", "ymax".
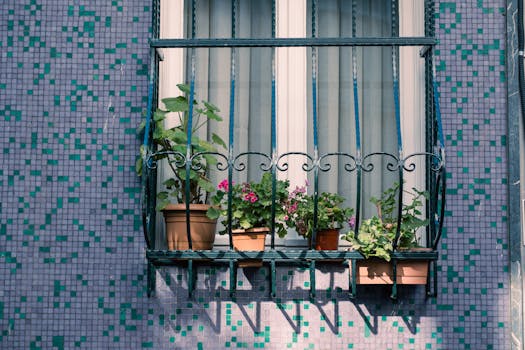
[
  {"xmin": 206, "ymin": 173, "xmax": 290, "ymax": 237},
  {"xmin": 343, "ymin": 182, "xmax": 429, "ymax": 261},
  {"xmin": 284, "ymin": 183, "xmax": 354, "ymax": 238},
  {"xmin": 137, "ymin": 84, "xmax": 226, "ymax": 209}
]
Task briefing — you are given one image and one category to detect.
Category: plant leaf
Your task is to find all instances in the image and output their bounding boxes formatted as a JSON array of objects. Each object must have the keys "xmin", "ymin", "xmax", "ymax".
[
  {"xmin": 207, "ymin": 206, "xmax": 221, "ymax": 220},
  {"xmin": 162, "ymin": 96, "xmax": 188, "ymax": 112},
  {"xmin": 212, "ymin": 133, "xmax": 227, "ymax": 149},
  {"xmin": 177, "ymin": 83, "xmax": 191, "ymax": 94}
]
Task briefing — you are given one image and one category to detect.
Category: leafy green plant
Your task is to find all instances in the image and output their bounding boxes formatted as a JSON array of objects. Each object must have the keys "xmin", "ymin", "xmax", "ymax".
[
  {"xmin": 284, "ymin": 183, "xmax": 354, "ymax": 238},
  {"xmin": 137, "ymin": 84, "xmax": 226, "ymax": 209},
  {"xmin": 206, "ymin": 173, "xmax": 290, "ymax": 237},
  {"xmin": 343, "ymin": 182, "xmax": 428, "ymax": 261}
]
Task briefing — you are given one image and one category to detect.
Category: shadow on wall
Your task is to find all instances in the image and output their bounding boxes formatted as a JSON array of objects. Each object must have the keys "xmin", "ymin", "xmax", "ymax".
[{"xmin": 150, "ymin": 264, "xmax": 430, "ymax": 337}]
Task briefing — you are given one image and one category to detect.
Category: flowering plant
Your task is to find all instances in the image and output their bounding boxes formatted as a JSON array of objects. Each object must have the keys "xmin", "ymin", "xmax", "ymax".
[
  {"xmin": 342, "ymin": 182, "xmax": 429, "ymax": 261},
  {"xmin": 284, "ymin": 183, "xmax": 354, "ymax": 238},
  {"xmin": 206, "ymin": 173, "xmax": 290, "ymax": 237}
]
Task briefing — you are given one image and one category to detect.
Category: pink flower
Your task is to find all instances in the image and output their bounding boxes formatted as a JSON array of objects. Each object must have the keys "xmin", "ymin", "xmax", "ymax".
[
  {"xmin": 287, "ymin": 202, "xmax": 298, "ymax": 214},
  {"xmin": 243, "ymin": 191, "xmax": 258, "ymax": 203},
  {"xmin": 284, "ymin": 215, "xmax": 289, "ymax": 221},
  {"xmin": 218, "ymin": 179, "xmax": 232, "ymax": 192}
]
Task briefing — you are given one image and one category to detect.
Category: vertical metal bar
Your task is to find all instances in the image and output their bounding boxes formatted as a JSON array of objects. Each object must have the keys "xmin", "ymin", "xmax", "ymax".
[
  {"xmin": 348, "ymin": 259, "xmax": 357, "ymax": 298},
  {"xmin": 270, "ymin": 260, "xmax": 276, "ymax": 298},
  {"xmin": 142, "ymin": 50, "xmax": 156, "ymax": 251},
  {"xmin": 391, "ymin": 0, "xmax": 404, "ymax": 251},
  {"xmin": 424, "ymin": 0, "xmax": 434, "ymax": 249},
  {"xmin": 351, "ymin": 0, "xmax": 362, "ymax": 238},
  {"xmin": 431, "ymin": 70, "xmax": 446, "ymax": 250},
  {"xmin": 270, "ymin": 0, "xmax": 277, "ymax": 249},
  {"xmin": 310, "ymin": 0, "xmax": 319, "ymax": 250},
  {"xmin": 309, "ymin": 260, "xmax": 316, "ymax": 300},
  {"xmin": 227, "ymin": 0, "xmax": 237, "ymax": 250},
  {"xmin": 144, "ymin": 0, "xmax": 161, "ymax": 298},
  {"xmin": 229, "ymin": 260, "xmax": 237, "ymax": 298},
  {"xmin": 390, "ymin": 259, "xmax": 398, "ymax": 300},
  {"xmin": 184, "ymin": 0, "xmax": 198, "ymax": 250}
]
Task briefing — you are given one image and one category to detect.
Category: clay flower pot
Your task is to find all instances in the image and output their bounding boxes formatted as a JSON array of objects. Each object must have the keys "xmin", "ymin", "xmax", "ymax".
[
  {"xmin": 350, "ymin": 248, "xmax": 432, "ymax": 285},
  {"xmin": 231, "ymin": 227, "xmax": 268, "ymax": 267},
  {"xmin": 162, "ymin": 204, "xmax": 217, "ymax": 250},
  {"xmin": 314, "ymin": 228, "xmax": 340, "ymax": 250},
  {"xmin": 231, "ymin": 227, "xmax": 268, "ymax": 251}
]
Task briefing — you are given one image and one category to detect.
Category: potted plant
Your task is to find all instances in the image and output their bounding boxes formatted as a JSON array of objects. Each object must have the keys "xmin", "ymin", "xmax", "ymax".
[
  {"xmin": 284, "ymin": 183, "xmax": 354, "ymax": 250},
  {"xmin": 342, "ymin": 182, "xmax": 430, "ymax": 284},
  {"xmin": 137, "ymin": 84, "xmax": 226, "ymax": 250},
  {"xmin": 207, "ymin": 173, "xmax": 290, "ymax": 252}
]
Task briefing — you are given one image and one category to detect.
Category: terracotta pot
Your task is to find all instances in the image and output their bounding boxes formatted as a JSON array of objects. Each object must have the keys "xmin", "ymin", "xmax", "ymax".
[
  {"xmin": 231, "ymin": 227, "xmax": 268, "ymax": 267},
  {"xmin": 314, "ymin": 228, "xmax": 340, "ymax": 250},
  {"xmin": 351, "ymin": 258, "xmax": 429, "ymax": 285},
  {"xmin": 231, "ymin": 227, "xmax": 268, "ymax": 251},
  {"xmin": 162, "ymin": 203, "xmax": 217, "ymax": 250}
]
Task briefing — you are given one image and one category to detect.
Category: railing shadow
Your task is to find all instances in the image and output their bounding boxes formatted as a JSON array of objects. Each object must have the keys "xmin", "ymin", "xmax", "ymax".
[{"xmin": 152, "ymin": 263, "xmax": 431, "ymax": 337}]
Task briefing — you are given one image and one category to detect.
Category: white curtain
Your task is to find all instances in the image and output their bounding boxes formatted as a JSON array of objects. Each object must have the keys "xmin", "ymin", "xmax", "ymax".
[
  {"xmin": 309, "ymin": 0, "xmax": 396, "ymax": 218},
  {"xmin": 160, "ymin": 0, "xmax": 403, "ymax": 244}
]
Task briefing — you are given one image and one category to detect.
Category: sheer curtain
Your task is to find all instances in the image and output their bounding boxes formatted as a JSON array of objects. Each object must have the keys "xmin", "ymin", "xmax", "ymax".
[
  {"xmin": 191, "ymin": 0, "xmax": 274, "ymax": 185},
  {"xmin": 159, "ymin": 0, "xmax": 401, "ymax": 245},
  {"xmin": 309, "ymin": 0, "xmax": 396, "ymax": 219}
]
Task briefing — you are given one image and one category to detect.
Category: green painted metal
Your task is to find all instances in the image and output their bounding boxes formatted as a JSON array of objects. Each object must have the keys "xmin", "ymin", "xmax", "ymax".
[
  {"xmin": 390, "ymin": 260, "xmax": 398, "ymax": 300},
  {"xmin": 149, "ymin": 37, "xmax": 437, "ymax": 48},
  {"xmin": 229, "ymin": 260, "xmax": 236, "ymax": 298},
  {"xmin": 349, "ymin": 259, "xmax": 357, "ymax": 299},
  {"xmin": 309, "ymin": 260, "xmax": 316, "ymax": 300},
  {"xmin": 270, "ymin": 259, "xmax": 276, "ymax": 298},
  {"xmin": 141, "ymin": 0, "xmax": 443, "ymax": 301},
  {"xmin": 146, "ymin": 249, "xmax": 438, "ymax": 261}
]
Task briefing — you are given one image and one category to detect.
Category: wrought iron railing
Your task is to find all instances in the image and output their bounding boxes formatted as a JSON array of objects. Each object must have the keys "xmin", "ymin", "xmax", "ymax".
[{"xmin": 141, "ymin": 0, "xmax": 445, "ymax": 300}]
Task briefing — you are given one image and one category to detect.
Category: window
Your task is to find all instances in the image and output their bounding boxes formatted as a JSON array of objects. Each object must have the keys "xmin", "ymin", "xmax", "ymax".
[
  {"xmin": 154, "ymin": 0, "xmax": 431, "ymax": 247},
  {"xmin": 143, "ymin": 0, "xmax": 445, "ymax": 299}
]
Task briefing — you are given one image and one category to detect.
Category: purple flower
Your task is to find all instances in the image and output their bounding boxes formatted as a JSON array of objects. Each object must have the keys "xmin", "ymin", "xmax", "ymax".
[{"xmin": 348, "ymin": 216, "xmax": 356, "ymax": 229}]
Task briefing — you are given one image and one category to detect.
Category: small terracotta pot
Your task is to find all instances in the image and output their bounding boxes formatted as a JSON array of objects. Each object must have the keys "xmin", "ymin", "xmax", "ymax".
[
  {"xmin": 231, "ymin": 227, "xmax": 268, "ymax": 251},
  {"xmin": 162, "ymin": 204, "xmax": 217, "ymax": 250},
  {"xmin": 231, "ymin": 227, "xmax": 268, "ymax": 267},
  {"xmin": 314, "ymin": 228, "xmax": 340, "ymax": 250}
]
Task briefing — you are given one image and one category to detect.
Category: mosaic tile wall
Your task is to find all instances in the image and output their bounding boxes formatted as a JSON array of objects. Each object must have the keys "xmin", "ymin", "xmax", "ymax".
[{"xmin": 0, "ymin": 0, "xmax": 510, "ymax": 349}]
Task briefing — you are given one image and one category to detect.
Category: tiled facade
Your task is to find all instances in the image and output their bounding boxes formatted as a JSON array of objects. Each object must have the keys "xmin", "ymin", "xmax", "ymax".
[{"xmin": 0, "ymin": 0, "xmax": 511, "ymax": 349}]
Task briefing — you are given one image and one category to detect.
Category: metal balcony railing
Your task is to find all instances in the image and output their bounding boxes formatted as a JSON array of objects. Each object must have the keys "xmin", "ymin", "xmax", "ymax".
[{"xmin": 140, "ymin": 0, "xmax": 445, "ymax": 300}]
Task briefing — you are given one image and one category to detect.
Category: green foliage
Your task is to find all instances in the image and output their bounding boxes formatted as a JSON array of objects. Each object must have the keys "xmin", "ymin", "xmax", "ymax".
[
  {"xmin": 284, "ymin": 184, "xmax": 354, "ymax": 238},
  {"xmin": 343, "ymin": 182, "xmax": 429, "ymax": 261},
  {"xmin": 207, "ymin": 173, "xmax": 290, "ymax": 238},
  {"xmin": 137, "ymin": 84, "xmax": 226, "ymax": 209}
]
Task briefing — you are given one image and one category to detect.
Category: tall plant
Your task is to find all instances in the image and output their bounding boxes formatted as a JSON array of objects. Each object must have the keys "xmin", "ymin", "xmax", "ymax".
[{"xmin": 137, "ymin": 84, "xmax": 226, "ymax": 209}]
